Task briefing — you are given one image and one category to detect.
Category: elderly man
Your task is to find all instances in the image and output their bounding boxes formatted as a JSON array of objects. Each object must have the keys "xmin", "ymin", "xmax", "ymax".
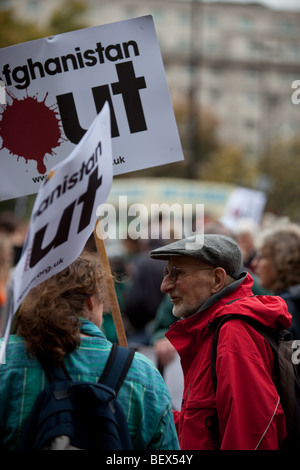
[{"xmin": 150, "ymin": 234, "xmax": 291, "ymax": 450}]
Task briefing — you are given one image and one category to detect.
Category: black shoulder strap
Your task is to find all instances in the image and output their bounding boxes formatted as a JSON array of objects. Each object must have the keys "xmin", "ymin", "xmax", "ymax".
[
  {"xmin": 99, "ymin": 343, "xmax": 135, "ymax": 395},
  {"xmin": 38, "ymin": 358, "xmax": 72, "ymax": 384},
  {"xmin": 210, "ymin": 314, "xmax": 282, "ymax": 393}
]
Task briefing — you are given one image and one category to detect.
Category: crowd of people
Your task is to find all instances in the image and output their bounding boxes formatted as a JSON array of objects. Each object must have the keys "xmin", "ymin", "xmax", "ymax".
[{"xmin": 0, "ymin": 208, "xmax": 300, "ymax": 450}]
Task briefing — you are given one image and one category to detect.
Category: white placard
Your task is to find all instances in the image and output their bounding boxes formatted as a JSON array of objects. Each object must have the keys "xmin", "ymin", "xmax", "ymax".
[
  {"xmin": 0, "ymin": 15, "xmax": 183, "ymax": 201},
  {"xmin": 0, "ymin": 102, "xmax": 112, "ymax": 365},
  {"xmin": 220, "ymin": 187, "xmax": 267, "ymax": 232}
]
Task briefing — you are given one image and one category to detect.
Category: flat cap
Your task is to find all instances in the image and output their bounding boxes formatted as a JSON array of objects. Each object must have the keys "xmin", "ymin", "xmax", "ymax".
[{"xmin": 149, "ymin": 234, "xmax": 243, "ymax": 280}]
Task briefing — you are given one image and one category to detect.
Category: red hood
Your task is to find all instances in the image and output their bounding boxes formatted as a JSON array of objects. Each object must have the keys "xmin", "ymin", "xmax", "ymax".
[
  {"xmin": 212, "ymin": 273, "xmax": 291, "ymax": 330},
  {"xmin": 166, "ymin": 273, "xmax": 292, "ymax": 360}
]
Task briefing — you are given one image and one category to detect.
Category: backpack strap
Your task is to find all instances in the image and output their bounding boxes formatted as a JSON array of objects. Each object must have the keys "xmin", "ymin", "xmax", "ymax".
[
  {"xmin": 99, "ymin": 344, "xmax": 135, "ymax": 395},
  {"xmin": 39, "ymin": 344, "xmax": 134, "ymax": 397},
  {"xmin": 207, "ymin": 314, "xmax": 280, "ymax": 449},
  {"xmin": 210, "ymin": 314, "xmax": 283, "ymax": 393},
  {"xmin": 210, "ymin": 314, "xmax": 299, "ymax": 449},
  {"xmin": 38, "ymin": 358, "xmax": 72, "ymax": 385}
]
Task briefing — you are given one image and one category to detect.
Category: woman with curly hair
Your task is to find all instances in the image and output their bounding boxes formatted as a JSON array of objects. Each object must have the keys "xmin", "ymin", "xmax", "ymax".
[
  {"xmin": 17, "ymin": 253, "xmax": 108, "ymax": 366},
  {"xmin": 253, "ymin": 223, "xmax": 300, "ymax": 339},
  {"xmin": 0, "ymin": 253, "xmax": 179, "ymax": 450}
]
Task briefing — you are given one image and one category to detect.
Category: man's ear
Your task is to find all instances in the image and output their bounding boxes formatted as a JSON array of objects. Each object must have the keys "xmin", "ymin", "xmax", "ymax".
[{"xmin": 211, "ymin": 267, "xmax": 227, "ymax": 294}]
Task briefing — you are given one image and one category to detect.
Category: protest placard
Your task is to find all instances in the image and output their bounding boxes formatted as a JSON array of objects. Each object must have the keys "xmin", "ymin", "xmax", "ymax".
[
  {"xmin": 0, "ymin": 102, "xmax": 113, "ymax": 364},
  {"xmin": 0, "ymin": 15, "xmax": 183, "ymax": 201},
  {"xmin": 220, "ymin": 187, "xmax": 267, "ymax": 232}
]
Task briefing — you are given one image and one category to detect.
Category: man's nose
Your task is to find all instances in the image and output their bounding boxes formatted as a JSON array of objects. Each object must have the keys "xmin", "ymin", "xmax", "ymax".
[{"xmin": 161, "ymin": 274, "xmax": 175, "ymax": 293}]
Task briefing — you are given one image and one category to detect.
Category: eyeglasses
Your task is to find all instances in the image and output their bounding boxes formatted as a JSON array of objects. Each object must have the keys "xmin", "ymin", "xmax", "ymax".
[
  {"xmin": 254, "ymin": 252, "xmax": 270, "ymax": 261},
  {"xmin": 163, "ymin": 265, "xmax": 214, "ymax": 282}
]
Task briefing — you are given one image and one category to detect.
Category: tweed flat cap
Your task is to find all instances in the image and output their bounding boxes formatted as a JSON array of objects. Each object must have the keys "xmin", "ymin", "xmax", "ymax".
[{"xmin": 149, "ymin": 234, "xmax": 243, "ymax": 279}]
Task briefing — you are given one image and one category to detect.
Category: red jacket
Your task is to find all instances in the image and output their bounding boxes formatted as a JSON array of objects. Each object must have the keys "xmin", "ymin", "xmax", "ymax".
[{"xmin": 166, "ymin": 273, "xmax": 291, "ymax": 450}]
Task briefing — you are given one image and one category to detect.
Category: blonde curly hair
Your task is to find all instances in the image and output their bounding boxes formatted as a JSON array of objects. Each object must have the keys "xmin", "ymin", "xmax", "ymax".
[{"xmin": 17, "ymin": 253, "xmax": 109, "ymax": 365}]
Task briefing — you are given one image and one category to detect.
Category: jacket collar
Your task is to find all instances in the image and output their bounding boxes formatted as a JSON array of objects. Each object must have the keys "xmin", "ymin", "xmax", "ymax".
[
  {"xmin": 197, "ymin": 272, "xmax": 247, "ymax": 313},
  {"xmin": 79, "ymin": 318, "xmax": 105, "ymax": 338},
  {"xmin": 166, "ymin": 272, "xmax": 291, "ymax": 368}
]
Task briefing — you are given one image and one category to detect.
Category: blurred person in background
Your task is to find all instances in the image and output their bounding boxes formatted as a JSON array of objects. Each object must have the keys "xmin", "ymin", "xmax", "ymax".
[
  {"xmin": 122, "ymin": 219, "xmax": 175, "ymax": 348},
  {"xmin": 0, "ymin": 212, "xmax": 27, "ymax": 266},
  {"xmin": 0, "ymin": 233, "xmax": 13, "ymax": 337},
  {"xmin": 235, "ymin": 218, "xmax": 258, "ymax": 273},
  {"xmin": 252, "ymin": 223, "xmax": 300, "ymax": 339},
  {"xmin": 0, "ymin": 212, "xmax": 29, "ymax": 336}
]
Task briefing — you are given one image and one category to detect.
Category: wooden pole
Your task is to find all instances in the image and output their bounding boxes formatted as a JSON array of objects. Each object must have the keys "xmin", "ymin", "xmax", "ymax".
[{"xmin": 93, "ymin": 219, "xmax": 128, "ymax": 348}]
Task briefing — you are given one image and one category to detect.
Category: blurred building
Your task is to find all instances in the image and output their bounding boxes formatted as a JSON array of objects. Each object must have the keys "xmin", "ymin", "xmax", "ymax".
[{"xmin": 2, "ymin": 0, "xmax": 300, "ymax": 160}]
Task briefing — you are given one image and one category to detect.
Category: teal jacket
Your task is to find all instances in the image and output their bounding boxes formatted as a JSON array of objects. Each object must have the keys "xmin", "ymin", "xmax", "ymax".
[{"xmin": 0, "ymin": 319, "xmax": 179, "ymax": 450}]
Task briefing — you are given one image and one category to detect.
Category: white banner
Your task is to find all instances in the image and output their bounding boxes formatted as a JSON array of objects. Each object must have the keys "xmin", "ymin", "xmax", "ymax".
[
  {"xmin": 220, "ymin": 187, "xmax": 267, "ymax": 232},
  {"xmin": 0, "ymin": 102, "xmax": 112, "ymax": 364},
  {"xmin": 0, "ymin": 15, "xmax": 183, "ymax": 201}
]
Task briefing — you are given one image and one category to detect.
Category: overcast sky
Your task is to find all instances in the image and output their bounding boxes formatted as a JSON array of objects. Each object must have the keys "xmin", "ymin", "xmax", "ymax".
[
  {"xmin": 250, "ymin": 0, "xmax": 300, "ymax": 9},
  {"xmin": 208, "ymin": 0, "xmax": 300, "ymax": 11}
]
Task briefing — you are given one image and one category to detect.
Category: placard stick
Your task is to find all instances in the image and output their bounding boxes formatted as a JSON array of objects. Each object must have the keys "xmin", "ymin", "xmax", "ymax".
[{"xmin": 93, "ymin": 219, "xmax": 128, "ymax": 348}]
